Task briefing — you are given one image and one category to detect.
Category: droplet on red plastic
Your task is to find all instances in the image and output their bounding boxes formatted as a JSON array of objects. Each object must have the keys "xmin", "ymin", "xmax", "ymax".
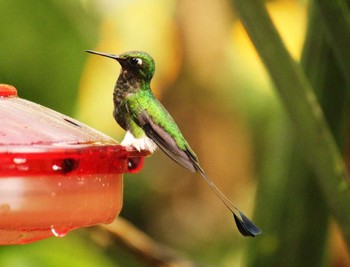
[
  {"xmin": 50, "ymin": 225, "xmax": 69, "ymax": 237},
  {"xmin": 52, "ymin": 158, "xmax": 79, "ymax": 174},
  {"xmin": 127, "ymin": 157, "xmax": 144, "ymax": 173},
  {"xmin": 0, "ymin": 84, "xmax": 17, "ymax": 97}
]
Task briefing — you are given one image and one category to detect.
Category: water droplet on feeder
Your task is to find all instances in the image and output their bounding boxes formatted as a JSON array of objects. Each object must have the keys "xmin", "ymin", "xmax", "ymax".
[
  {"xmin": 52, "ymin": 158, "xmax": 79, "ymax": 174},
  {"xmin": 127, "ymin": 157, "xmax": 144, "ymax": 173},
  {"xmin": 13, "ymin": 158, "xmax": 27, "ymax": 164},
  {"xmin": 50, "ymin": 226, "xmax": 69, "ymax": 238}
]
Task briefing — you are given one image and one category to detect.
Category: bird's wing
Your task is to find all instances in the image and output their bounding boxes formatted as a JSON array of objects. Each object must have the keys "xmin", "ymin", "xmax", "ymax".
[
  {"xmin": 133, "ymin": 106, "xmax": 197, "ymax": 173},
  {"xmin": 139, "ymin": 109, "xmax": 197, "ymax": 173}
]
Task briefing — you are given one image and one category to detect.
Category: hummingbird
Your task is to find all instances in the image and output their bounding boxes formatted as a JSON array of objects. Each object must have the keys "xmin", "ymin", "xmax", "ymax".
[{"xmin": 86, "ymin": 50, "xmax": 262, "ymax": 237}]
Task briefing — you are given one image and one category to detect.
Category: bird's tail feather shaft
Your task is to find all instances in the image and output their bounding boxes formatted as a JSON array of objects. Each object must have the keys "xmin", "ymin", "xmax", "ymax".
[{"xmin": 194, "ymin": 164, "xmax": 262, "ymax": 237}]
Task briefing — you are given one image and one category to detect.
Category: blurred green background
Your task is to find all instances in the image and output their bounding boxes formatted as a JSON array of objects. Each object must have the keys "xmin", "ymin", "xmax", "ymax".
[{"xmin": 1, "ymin": 0, "xmax": 350, "ymax": 266}]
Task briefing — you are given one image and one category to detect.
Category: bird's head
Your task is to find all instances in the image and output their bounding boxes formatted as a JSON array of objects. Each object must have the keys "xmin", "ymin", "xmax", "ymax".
[{"xmin": 86, "ymin": 50, "xmax": 155, "ymax": 82}]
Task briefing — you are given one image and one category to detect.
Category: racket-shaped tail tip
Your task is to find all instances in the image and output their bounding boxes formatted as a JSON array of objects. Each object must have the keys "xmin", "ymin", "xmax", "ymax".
[{"xmin": 233, "ymin": 211, "xmax": 262, "ymax": 237}]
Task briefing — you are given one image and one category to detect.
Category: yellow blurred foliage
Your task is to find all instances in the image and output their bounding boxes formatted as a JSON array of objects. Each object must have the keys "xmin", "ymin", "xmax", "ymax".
[{"xmin": 231, "ymin": 0, "xmax": 307, "ymax": 95}]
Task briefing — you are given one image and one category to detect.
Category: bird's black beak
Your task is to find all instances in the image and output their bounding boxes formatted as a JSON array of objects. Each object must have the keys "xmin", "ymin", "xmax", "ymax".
[{"xmin": 85, "ymin": 50, "xmax": 121, "ymax": 61}]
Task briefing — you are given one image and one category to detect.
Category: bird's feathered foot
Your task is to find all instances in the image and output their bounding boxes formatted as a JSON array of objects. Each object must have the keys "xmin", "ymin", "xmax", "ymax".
[{"xmin": 121, "ymin": 131, "xmax": 157, "ymax": 152}]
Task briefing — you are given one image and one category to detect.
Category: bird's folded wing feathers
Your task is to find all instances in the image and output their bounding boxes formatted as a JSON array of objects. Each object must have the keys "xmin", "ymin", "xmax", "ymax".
[{"xmin": 135, "ymin": 109, "xmax": 197, "ymax": 173}]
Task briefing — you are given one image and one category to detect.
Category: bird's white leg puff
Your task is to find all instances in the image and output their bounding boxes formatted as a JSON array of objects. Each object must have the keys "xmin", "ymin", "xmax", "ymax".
[{"xmin": 121, "ymin": 131, "xmax": 157, "ymax": 153}]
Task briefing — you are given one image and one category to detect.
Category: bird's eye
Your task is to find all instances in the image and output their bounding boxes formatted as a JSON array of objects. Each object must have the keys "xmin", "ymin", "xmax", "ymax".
[{"xmin": 129, "ymin": 57, "xmax": 142, "ymax": 66}]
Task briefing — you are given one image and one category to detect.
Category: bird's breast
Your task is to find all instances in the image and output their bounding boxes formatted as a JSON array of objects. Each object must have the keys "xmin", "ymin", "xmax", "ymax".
[{"xmin": 112, "ymin": 70, "xmax": 142, "ymax": 131}]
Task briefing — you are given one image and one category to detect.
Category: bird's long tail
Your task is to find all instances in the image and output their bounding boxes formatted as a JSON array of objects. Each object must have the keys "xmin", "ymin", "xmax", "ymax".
[{"xmin": 194, "ymin": 164, "xmax": 262, "ymax": 237}]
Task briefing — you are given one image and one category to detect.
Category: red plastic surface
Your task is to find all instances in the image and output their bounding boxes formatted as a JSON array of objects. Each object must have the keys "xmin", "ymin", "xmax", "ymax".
[
  {"xmin": 0, "ymin": 84, "xmax": 17, "ymax": 97},
  {"xmin": 0, "ymin": 84, "xmax": 147, "ymax": 244}
]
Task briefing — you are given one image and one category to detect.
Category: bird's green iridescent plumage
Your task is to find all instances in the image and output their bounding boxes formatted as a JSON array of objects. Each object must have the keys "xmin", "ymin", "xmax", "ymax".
[
  {"xmin": 126, "ymin": 89, "xmax": 188, "ymax": 150},
  {"xmin": 86, "ymin": 49, "xmax": 262, "ymax": 237}
]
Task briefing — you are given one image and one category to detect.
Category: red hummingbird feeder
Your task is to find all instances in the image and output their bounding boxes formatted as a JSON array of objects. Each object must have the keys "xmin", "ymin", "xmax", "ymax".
[{"xmin": 0, "ymin": 84, "xmax": 146, "ymax": 245}]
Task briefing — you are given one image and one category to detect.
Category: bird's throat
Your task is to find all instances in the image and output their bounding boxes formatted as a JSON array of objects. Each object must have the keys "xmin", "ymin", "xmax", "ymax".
[{"xmin": 113, "ymin": 70, "xmax": 141, "ymax": 105}]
